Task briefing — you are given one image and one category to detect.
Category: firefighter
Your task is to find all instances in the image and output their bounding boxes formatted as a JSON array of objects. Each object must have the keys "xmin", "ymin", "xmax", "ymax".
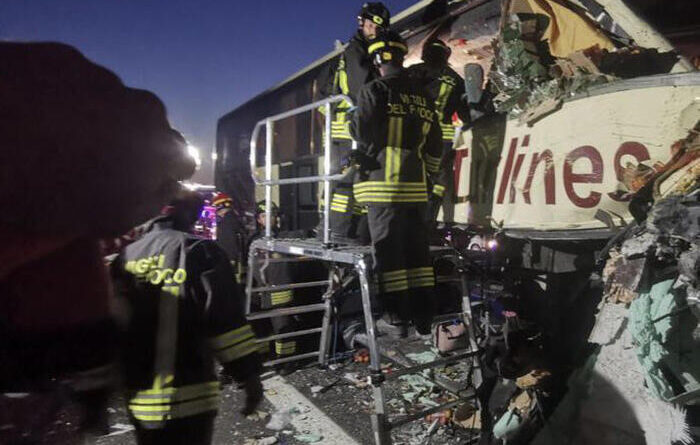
[
  {"xmin": 320, "ymin": 3, "xmax": 390, "ymax": 241},
  {"xmin": 248, "ymin": 201, "xmax": 299, "ymax": 371},
  {"xmin": 324, "ymin": 2, "xmax": 390, "ymax": 142},
  {"xmin": 408, "ymin": 38, "xmax": 470, "ymax": 224},
  {"xmin": 212, "ymin": 192, "xmax": 245, "ymax": 275},
  {"xmin": 110, "ymin": 191, "xmax": 262, "ymax": 445},
  {"xmin": 350, "ymin": 30, "xmax": 443, "ymax": 335}
]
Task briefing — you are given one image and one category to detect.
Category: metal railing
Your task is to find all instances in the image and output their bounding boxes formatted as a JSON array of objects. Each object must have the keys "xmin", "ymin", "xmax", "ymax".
[{"xmin": 249, "ymin": 95, "xmax": 356, "ymax": 244}]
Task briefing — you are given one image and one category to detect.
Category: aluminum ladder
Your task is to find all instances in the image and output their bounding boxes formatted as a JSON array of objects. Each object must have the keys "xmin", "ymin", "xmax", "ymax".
[{"xmin": 244, "ymin": 98, "xmax": 482, "ymax": 444}]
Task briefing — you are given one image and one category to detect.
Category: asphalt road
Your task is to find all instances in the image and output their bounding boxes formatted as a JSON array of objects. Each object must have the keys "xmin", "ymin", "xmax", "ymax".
[{"xmin": 94, "ymin": 357, "xmax": 480, "ymax": 445}]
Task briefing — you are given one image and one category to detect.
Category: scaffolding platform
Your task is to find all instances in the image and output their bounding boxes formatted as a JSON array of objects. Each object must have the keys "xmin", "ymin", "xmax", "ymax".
[
  {"xmin": 245, "ymin": 236, "xmax": 481, "ymax": 444},
  {"xmin": 245, "ymin": 97, "xmax": 480, "ymax": 444}
]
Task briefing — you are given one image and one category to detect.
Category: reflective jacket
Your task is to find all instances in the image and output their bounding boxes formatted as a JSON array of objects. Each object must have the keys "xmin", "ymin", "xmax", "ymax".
[
  {"xmin": 326, "ymin": 31, "xmax": 379, "ymax": 140},
  {"xmin": 351, "ymin": 70, "xmax": 443, "ymax": 205},
  {"xmin": 111, "ymin": 218, "xmax": 260, "ymax": 429},
  {"xmin": 407, "ymin": 62, "xmax": 469, "ymax": 142}
]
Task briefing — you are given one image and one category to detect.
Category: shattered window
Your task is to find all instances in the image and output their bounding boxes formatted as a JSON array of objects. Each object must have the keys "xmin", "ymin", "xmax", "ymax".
[{"xmin": 403, "ymin": 0, "xmax": 503, "ymax": 83}]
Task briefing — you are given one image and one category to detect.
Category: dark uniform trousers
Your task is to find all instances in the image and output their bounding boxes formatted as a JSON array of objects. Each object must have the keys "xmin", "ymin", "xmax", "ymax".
[
  {"xmin": 133, "ymin": 412, "xmax": 215, "ymax": 445},
  {"xmin": 350, "ymin": 69, "xmax": 444, "ymax": 335},
  {"xmin": 368, "ymin": 205, "xmax": 434, "ymax": 331}
]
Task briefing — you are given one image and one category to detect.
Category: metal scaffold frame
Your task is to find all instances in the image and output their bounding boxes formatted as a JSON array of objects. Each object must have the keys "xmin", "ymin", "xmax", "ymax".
[{"xmin": 245, "ymin": 98, "xmax": 482, "ymax": 444}]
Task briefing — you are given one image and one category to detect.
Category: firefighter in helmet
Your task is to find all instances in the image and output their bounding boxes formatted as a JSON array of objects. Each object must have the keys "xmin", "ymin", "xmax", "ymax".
[
  {"xmin": 350, "ymin": 29, "xmax": 442, "ymax": 336},
  {"xmin": 320, "ymin": 3, "xmax": 390, "ymax": 243},
  {"xmin": 408, "ymin": 38, "xmax": 470, "ymax": 224},
  {"xmin": 110, "ymin": 190, "xmax": 262, "ymax": 444},
  {"xmin": 324, "ymin": 2, "xmax": 391, "ymax": 142},
  {"xmin": 212, "ymin": 192, "xmax": 245, "ymax": 274}
]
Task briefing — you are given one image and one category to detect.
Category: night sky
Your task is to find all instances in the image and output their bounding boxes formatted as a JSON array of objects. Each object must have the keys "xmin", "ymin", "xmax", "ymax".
[{"xmin": 1, "ymin": 0, "xmax": 418, "ymax": 182}]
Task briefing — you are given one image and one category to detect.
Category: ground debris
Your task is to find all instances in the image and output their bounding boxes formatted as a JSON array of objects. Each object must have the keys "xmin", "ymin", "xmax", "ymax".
[
  {"xmin": 243, "ymin": 437, "xmax": 278, "ymax": 445},
  {"xmin": 425, "ymin": 409, "xmax": 452, "ymax": 426},
  {"xmin": 294, "ymin": 433, "xmax": 323, "ymax": 443},
  {"xmin": 406, "ymin": 351, "xmax": 438, "ymax": 364},
  {"xmin": 342, "ymin": 372, "xmax": 368, "ymax": 388},
  {"xmin": 516, "ymin": 369, "xmax": 552, "ymax": 389},
  {"xmin": 602, "ymin": 249, "xmax": 646, "ymax": 304},
  {"xmin": 265, "ymin": 408, "xmax": 298, "ymax": 431},
  {"xmin": 246, "ymin": 410, "xmax": 269, "ymax": 422},
  {"xmin": 453, "ymin": 403, "xmax": 481, "ymax": 430}
]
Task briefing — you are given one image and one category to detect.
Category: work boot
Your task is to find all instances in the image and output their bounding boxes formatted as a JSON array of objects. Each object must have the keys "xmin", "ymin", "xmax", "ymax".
[{"xmin": 342, "ymin": 319, "xmax": 365, "ymax": 349}]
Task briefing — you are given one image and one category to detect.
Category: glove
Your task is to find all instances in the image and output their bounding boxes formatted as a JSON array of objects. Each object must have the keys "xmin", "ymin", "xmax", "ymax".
[
  {"xmin": 240, "ymin": 375, "xmax": 263, "ymax": 416},
  {"xmin": 348, "ymin": 151, "xmax": 380, "ymax": 172}
]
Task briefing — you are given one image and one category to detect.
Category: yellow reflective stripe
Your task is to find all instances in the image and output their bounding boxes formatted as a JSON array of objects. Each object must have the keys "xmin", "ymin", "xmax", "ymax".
[
  {"xmin": 134, "ymin": 380, "xmax": 216, "ymax": 397},
  {"xmin": 338, "ymin": 58, "xmax": 349, "ymax": 96},
  {"xmin": 331, "ymin": 108, "xmax": 351, "ymax": 138},
  {"xmin": 129, "ymin": 394, "xmax": 220, "ymax": 421},
  {"xmin": 355, "ymin": 194, "xmax": 428, "ymax": 204},
  {"xmin": 407, "ymin": 267, "xmax": 433, "ymax": 277},
  {"xmin": 416, "ymin": 120, "xmax": 432, "ymax": 160},
  {"xmin": 407, "ymin": 267, "xmax": 435, "ymax": 289},
  {"xmin": 408, "ymin": 277, "xmax": 435, "ymax": 289},
  {"xmin": 131, "ymin": 381, "xmax": 220, "ymax": 404},
  {"xmin": 440, "ymin": 123, "xmax": 455, "ymax": 142},
  {"xmin": 354, "ymin": 190, "xmax": 428, "ymax": 197},
  {"xmin": 382, "ymin": 279, "xmax": 409, "ymax": 293},
  {"xmin": 385, "ymin": 117, "xmax": 395, "ymax": 182},
  {"xmin": 382, "ymin": 269, "xmax": 408, "ymax": 278},
  {"xmin": 275, "ymin": 341, "xmax": 297, "ymax": 355},
  {"xmin": 331, "ymin": 194, "xmax": 350, "ymax": 212},
  {"xmin": 433, "ymin": 184, "xmax": 446, "ymax": 197},
  {"xmin": 380, "ymin": 269, "xmax": 409, "ymax": 292},
  {"xmin": 367, "ymin": 41, "xmax": 408, "ymax": 55},
  {"xmin": 354, "ymin": 181, "xmax": 427, "ymax": 190},
  {"xmin": 440, "ymin": 123, "xmax": 456, "ymax": 133},
  {"xmin": 385, "ymin": 147, "xmax": 402, "ymax": 183},
  {"xmin": 216, "ymin": 339, "xmax": 260, "ymax": 363},
  {"xmin": 395, "ymin": 118, "xmax": 403, "ymax": 152},
  {"xmin": 209, "ymin": 324, "xmax": 254, "ymax": 350},
  {"xmin": 385, "ymin": 117, "xmax": 402, "ymax": 183},
  {"xmin": 258, "ymin": 341, "xmax": 271, "ymax": 354},
  {"xmin": 211, "ymin": 329, "xmax": 256, "ymax": 359},
  {"xmin": 352, "ymin": 203, "xmax": 367, "ymax": 215},
  {"xmin": 355, "ymin": 192, "xmax": 428, "ymax": 199},
  {"xmin": 424, "ymin": 153, "xmax": 441, "ymax": 173},
  {"xmin": 435, "ymin": 81, "xmax": 453, "ymax": 119},
  {"xmin": 271, "ymin": 290, "xmax": 293, "ymax": 305},
  {"xmin": 209, "ymin": 325, "xmax": 257, "ymax": 363}
]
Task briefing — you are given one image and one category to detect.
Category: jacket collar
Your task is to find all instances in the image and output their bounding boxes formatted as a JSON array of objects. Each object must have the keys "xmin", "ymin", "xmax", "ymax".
[{"xmin": 147, "ymin": 216, "xmax": 176, "ymax": 232}]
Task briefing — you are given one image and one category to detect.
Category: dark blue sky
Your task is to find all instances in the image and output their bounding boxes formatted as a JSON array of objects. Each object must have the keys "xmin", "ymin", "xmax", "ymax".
[{"xmin": 1, "ymin": 0, "xmax": 418, "ymax": 182}]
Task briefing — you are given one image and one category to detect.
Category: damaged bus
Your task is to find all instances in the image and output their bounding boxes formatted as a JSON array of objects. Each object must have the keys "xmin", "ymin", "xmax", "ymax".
[{"xmin": 216, "ymin": 0, "xmax": 699, "ymax": 443}]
